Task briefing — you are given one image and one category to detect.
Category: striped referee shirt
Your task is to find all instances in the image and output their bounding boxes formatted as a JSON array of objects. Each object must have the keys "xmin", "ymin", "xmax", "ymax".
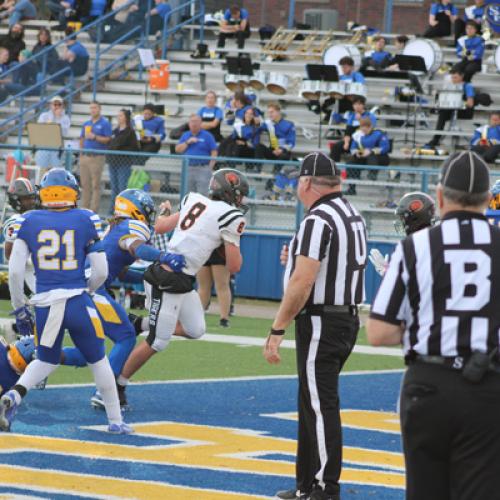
[
  {"xmin": 371, "ymin": 211, "xmax": 500, "ymax": 357},
  {"xmin": 284, "ymin": 192, "xmax": 367, "ymax": 306}
]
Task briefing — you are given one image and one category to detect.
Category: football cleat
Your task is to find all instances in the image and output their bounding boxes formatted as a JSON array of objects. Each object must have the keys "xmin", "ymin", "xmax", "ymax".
[
  {"xmin": 108, "ymin": 422, "xmax": 134, "ymax": 434},
  {"xmin": 0, "ymin": 391, "xmax": 18, "ymax": 432},
  {"xmin": 117, "ymin": 383, "xmax": 130, "ymax": 411},
  {"xmin": 275, "ymin": 490, "xmax": 310, "ymax": 500},
  {"xmin": 90, "ymin": 391, "xmax": 105, "ymax": 410}
]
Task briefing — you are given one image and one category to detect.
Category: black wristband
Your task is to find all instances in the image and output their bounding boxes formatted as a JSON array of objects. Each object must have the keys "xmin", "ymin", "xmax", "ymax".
[{"xmin": 270, "ymin": 328, "xmax": 285, "ymax": 336}]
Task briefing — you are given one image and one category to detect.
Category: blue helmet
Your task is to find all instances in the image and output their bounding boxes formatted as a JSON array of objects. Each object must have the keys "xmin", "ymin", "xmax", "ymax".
[
  {"xmin": 490, "ymin": 180, "xmax": 500, "ymax": 210},
  {"xmin": 114, "ymin": 189, "xmax": 156, "ymax": 226},
  {"xmin": 39, "ymin": 168, "xmax": 80, "ymax": 208},
  {"xmin": 7, "ymin": 336, "xmax": 35, "ymax": 374}
]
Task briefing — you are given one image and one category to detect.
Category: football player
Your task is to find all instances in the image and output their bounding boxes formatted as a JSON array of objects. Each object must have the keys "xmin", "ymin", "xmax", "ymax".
[
  {"xmin": 61, "ymin": 189, "xmax": 185, "ymax": 410},
  {"xmin": 0, "ymin": 168, "xmax": 130, "ymax": 433},
  {"xmin": 3, "ymin": 177, "xmax": 38, "ymax": 292},
  {"xmin": 369, "ymin": 192, "xmax": 436, "ymax": 276},
  {"xmin": 0, "ymin": 336, "xmax": 35, "ymax": 397},
  {"xmin": 486, "ymin": 180, "xmax": 500, "ymax": 227},
  {"xmin": 116, "ymin": 169, "xmax": 248, "ymax": 401}
]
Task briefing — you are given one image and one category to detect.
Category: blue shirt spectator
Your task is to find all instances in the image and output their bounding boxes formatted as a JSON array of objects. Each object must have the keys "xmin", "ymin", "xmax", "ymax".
[
  {"xmin": 218, "ymin": 6, "xmax": 250, "ymax": 50},
  {"xmin": 198, "ymin": 105, "xmax": 223, "ymax": 123},
  {"xmin": 63, "ymin": 32, "xmax": 89, "ymax": 77},
  {"xmin": 142, "ymin": 115, "xmax": 166, "ymax": 141},
  {"xmin": 462, "ymin": 81, "xmax": 476, "ymax": 99},
  {"xmin": 135, "ymin": 104, "xmax": 165, "ymax": 156},
  {"xmin": 351, "ymin": 128, "xmax": 391, "ymax": 155},
  {"xmin": 80, "ymin": 115, "xmax": 112, "ymax": 150},
  {"xmin": 224, "ymin": 7, "xmax": 249, "ymax": 22},
  {"xmin": 148, "ymin": 0, "xmax": 172, "ymax": 33},
  {"xmin": 197, "ymin": 91, "xmax": 224, "ymax": 141},
  {"xmin": 177, "ymin": 118, "xmax": 218, "ymax": 166},
  {"xmin": 340, "ymin": 72, "xmax": 365, "ymax": 83},
  {"xmin": 156, "ymin": 2, "xmax": 172, "ymax": 20},
  {"xmin": 90, "ymin": 0, "xmax": 107, "ymax": 16},
  {"xmin": 457, "ymin": 34, "xmax": 485, "ymax": 60},
  {"xmin": 333, "ymin": 110, "xmax": 377, "ymax": 128},
  {"xmin": 430, "ymin": 2, "xmax": 458, "ymax": 16}
]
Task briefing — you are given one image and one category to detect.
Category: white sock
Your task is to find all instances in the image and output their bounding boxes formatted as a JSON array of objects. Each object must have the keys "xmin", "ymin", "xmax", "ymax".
[
  {"xmin": 15, "ymin": 359, "xmax": 58, "ymax": 396},
  {"xmin": 89, "ymin": 357, "xmax": 122, "ymax": 426},
  {"xmin": 117, "ymin": 375, "xmax": 129, "ymax": 386}
]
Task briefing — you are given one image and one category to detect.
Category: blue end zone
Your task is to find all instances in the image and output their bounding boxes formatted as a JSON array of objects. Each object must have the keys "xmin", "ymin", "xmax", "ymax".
[{"xmin": 0, "ymin": 371, "xmax": 405, "ymax": 499}]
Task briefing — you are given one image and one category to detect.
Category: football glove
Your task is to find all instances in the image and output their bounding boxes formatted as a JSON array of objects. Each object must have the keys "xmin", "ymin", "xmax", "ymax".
[
  {"xmin": 369, "ymin": 248, "xmax": 389, "ymax": 277},
  {"xmin": 10, "ymin": 306, "xmax": 34, "ymax": 337},
  {"xmin": 159, "ymin": 252, "xmax": 186, "ymax": 273}
]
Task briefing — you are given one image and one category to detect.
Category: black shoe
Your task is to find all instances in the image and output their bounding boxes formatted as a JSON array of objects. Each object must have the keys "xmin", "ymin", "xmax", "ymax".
[
  {"xmin": 275, "ymin": 490, "xmax": 309, "ymax": 500},
  {"xmin": 117, "ymin": 383, "xmax": 130, "ymax": 411},
  {"xmin": 128, "ymin": 313, "xmax": 143, "ymax": 336},
  {"xmin": 220, "ymin": 318, "xmax": 230, "ymax": 328},
  {"xmin": 345, "ymin": 186, "xmax": 356, "ymax": 196}
]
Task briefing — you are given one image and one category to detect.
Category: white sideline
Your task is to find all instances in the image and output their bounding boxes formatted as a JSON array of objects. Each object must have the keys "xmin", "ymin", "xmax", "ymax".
[{"xmin": 173, "ymin": 333, "xmax": 403, "ymax": 357}]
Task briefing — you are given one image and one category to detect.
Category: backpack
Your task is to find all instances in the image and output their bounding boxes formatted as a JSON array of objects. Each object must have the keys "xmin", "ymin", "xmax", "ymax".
[{"xmin": 127, "ymin": 168, "xmax": 151, "ymax": 190}]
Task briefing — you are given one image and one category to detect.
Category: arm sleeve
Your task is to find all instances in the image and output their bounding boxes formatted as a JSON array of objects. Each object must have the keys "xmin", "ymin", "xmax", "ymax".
[
  {"xmin": 354, "ymin": 72, "xmax": 365, "ymax": 83},
  {"xmin": 430, "ymin": 3, "xmax": 438, "ymax": 15},
  {"xmin": 465, "ymin": 83, "xmax": 475, "ymax": 98},
  {"xmin": 295, "ymin": 216, "xmax": 332, "ymax": 261},
  {"xmin": 474, "ymin": 39, "xmax": 485, "ymax": 59},
  {"xmin": 370, "ymin": 242, "xmax": 408, "ymax": 325},
  {"xmin": 369, "ymin": 113, "xmax": 377, "ymax": 127},
  {"xmin": 379, "ymin": 133, "xmax": 391, "ymax": 154},
  {"xmin": 158, "ymin": 118, "xmax": 166, "ymax": 141},
  {"xmin": 179, "ymin": 131, "xmax": 189, "ymax": 144},
  {"xmin": 8, "ymin": 238, "xmax": 30, "ymax": 310},
  {"xmin": 215, "ymin": 107, "xmax": 224, "ymax": 120},
  {"xmin": 87, "ymin": 251, "xmax": 108, "ymax": 294},
  {"xmin": 451, "ymin": 5, "xmax": 458, "ymax": 15}
]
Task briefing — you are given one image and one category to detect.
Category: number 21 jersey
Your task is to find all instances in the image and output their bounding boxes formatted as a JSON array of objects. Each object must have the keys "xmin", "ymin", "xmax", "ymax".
[{"xmin": 167, "ymin": 193, "xmax": 246, "ymax": 276}]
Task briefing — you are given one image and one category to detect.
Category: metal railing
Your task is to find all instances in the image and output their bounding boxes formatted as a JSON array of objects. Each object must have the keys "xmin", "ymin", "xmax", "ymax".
[{"xmin": 5, "ymin": 144, "xmax": 498, "ymax": 239}]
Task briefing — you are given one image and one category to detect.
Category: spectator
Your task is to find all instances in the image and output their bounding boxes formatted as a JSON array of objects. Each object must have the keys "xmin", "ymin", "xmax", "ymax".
[
  {"xmin": 310, "ymin": 55, "xmax": 366, "ymax": 119},
  {"xmin": 61, "ymin": 27, "xmax": 89, "ymax": 78},
  {"xmin": 79, "ymin": 101, "xmax": 112, "ymax": 213},
  {"xmin": 470, "ymin": 111, "xmax": 500, "ymax": 163},
  {"xmin": 0, "ymin": 23, "xmax": 25, "ymax": 64},
  {"xmin": 175, "ymin": 114, "xmax": 217, "ymax": 195},
  {"xmin": 0, "ymin": 0, "xmax": 36, "ymax": 26},
  {"xmin": 347, "ymin": 117, "xmax": 391, "ymax": 195},
  {"xmin": 46, "ymin": 0, "xmax": 74, "ymax": 25},
  {"xmin": 35, "ymin": 96, "xmax": 71, "ymax": 169},
  {"xmin": 10, "ymin": 48, "xmax": 38, "ymax": 92},
  {"xmin": 224, "ymin": 90, "xmax": 257, "ymax": 126},
  {"xmin": 0, "ymin": 47, "xmax": 23, "ymax": 102},
  {"xmin": 147, "ymin": 0, "xmax": 172, "ymax": 34},
  {"xmin": 455, "ymin": 20, "xmax": 484, "ymax": 82},
  {"xmin": 198, "ymin": 90, "xmax": 223, "ymax": 141},
  {"xmin": 107, "ymin": 109, "xmax": 140, "ymax": 213},
  {"xmin": 217, "ymin": 5, "xmax": 250, "ymax": 55},
  {"xmin": 330, "ymin": 96, "xmax": 377, "ymax": 162},
  {"xmin": 455, "ymin": 0, "xmax": 486, "ymax": 42},
  {"xmin": 135, "ymin": 103, "xmax": 166, "ymax": 155},
  {"xmin": 424, "ymin": 68, "xmax": 475, "ymax": 150},
  {"xmin": 255, "ymin": 103, "xmax": 295, "ymax": 170},
  {"xmin": 32, "ymin": 28, "xmax": 60, "ymax": 75},
  {"xmin": 387, "ymin": 35, "xmax": 410, "ymax": 70},
  {"xmin": 86, "ymin": 0, "xmax": 108, "ymax": 24},
  {"xmin": 424, "ymin": 0, "xmax": 458, "ymax": 38},
  {"xmin": 360, "ymin": 36, "xmax": 392, "ymax": 72},
  {"xmin": 219, "ymin": 106, "xmax": 261, "ymax": 160}
]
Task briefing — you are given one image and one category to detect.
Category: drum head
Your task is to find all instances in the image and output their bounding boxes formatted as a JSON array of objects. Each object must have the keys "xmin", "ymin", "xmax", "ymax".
[
  {"xmin": 403, "ymin": 39, "xmax": 438, "ymax": 72},
  {"xmin": 267, "ymin": 84, "xmax": 287, "ymax": 95}
]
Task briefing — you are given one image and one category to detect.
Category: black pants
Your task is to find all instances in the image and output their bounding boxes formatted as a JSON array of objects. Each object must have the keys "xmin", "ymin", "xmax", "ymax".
[
  {"xmin": 218, "ymin": 137, "xmax": 255, "ymax": 160},
  {"xmin": 254, "ymin": 144, "xmax": 291, "ymax": 173},
  {"xmin": 295, "ymin": 312, "xmax": 358, "ymax": 497},
  {"xmin": 429, "ymin": 107, "xmax": 474, "ymax": 147},
  {"xmin": 401, "ymin": 363, "xmax": 500, "ymax": 500},
  {"xmin": 217, "ymin": 29, "xmax": 250, "ymax": 49},
  {"xmin": 346, "ymin": 153, "xmax": 390, "ymax": 194},
  {"xmin": 471, "ymin": 144, "xmax": 500, "ymax": 163},
  {"xmin": 454, "ymin": 58, "xmax": 482, "ymax": 83},
  {"xmin": 424, "ymin": 13, "xmax": 451, "ymax": 37}
]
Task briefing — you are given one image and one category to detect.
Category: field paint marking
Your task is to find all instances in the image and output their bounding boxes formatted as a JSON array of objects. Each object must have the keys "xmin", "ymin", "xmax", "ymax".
[
  {"xmin": 45, "ymin": 370, "xmax": 404, "ymax": 389},
  {"xmin": 175, "ymin": 333, "xmax": 403, "ymax": 357}
]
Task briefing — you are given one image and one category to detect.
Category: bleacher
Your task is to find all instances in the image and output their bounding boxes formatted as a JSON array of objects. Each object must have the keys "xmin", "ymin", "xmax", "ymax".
[{"xmin": 0, "ymin": 17, "xmax": 498, "ymax": 239}]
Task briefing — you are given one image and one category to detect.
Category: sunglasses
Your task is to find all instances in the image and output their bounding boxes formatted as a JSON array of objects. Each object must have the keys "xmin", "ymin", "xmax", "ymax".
[{"xmin": 52, "ymin": 102, "xmax": 62, "ymax": 106}]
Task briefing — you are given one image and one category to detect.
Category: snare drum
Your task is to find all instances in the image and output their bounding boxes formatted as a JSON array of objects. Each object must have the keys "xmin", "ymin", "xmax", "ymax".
[
  {"xmin": 300, "ymin": 80, "xmax": 324, "ymax": 100},
  {"xmin": 437, "ymin": 84, "xmax": 464, "ymax": 109},
  {"xmin": 267, "ymin": 73, "xmax": 288, "ymax": 95},
  {"xmin": 323, "ymin": 44, "xmax": 362, "ymax": 73},
  {"xmin": 224, "ymin": 74, "xmax": 241, "ymax": 91},
  {"xmin": 326, "ymin": 82, "xmax": 348, "ymax": 99},
  {"xmin": 345, "ymin": 82, "xmax": 367, "ymax": 99},
  {"xmin": 495, "ymin": 45, "xmax": 500, "ymax": 72},
  {"xmin": 237, "ymin": 75, "xmax": 249, "ymax": 87},
  {"xmin": 249, "ymin": 70, "xmax": 268, "ymax": 91},
  {"xmin": 403, "ymin": 38, "xmax": 443, "ymax": 73}
]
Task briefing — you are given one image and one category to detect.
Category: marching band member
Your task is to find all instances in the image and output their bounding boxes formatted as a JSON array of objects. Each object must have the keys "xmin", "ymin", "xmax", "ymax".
[
  {"xmin": 454, "ymin": 0, "xmax": 486, "ymax": 42},
  {"xmin": 470, "ymin": 111, "xmax": 500, "ymax": 163},
  {"xmin": 424, "ymin": 0, "xmax": 458, "ymax": 38},
  {"xmin": 455, "ymin": 20, "xmax": 484, "ymax": 82}
]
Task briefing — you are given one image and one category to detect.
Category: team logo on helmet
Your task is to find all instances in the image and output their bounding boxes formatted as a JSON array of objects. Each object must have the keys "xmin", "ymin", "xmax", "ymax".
[
  {"xmin": 224, "ymin": 171, "xmax": 241, "ymax": 187},
  {"xmin": 409, "ymin": 199, "xmax": 424, "ymax": 212}
]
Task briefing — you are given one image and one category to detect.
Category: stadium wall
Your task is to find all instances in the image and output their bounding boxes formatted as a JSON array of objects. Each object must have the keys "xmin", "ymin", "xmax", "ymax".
[
  {"xmin": 232, "ymin": 0, "xmax": 443, "ymax": 35},
  {"xmin": 237, "ymin": 233, "xmax": 396, "ymax": 304}
]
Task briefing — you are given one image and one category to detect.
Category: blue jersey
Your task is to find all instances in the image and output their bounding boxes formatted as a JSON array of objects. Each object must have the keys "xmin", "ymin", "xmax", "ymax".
[
  {"xmin": 101, "ymin": 219, "xmax": 151, "ymax": 288},
  {"xmin": 0, "ymin": 342, "xmax": 18, "ymax": 397},
  {"xmin": 430, "ymin": 2, "xmax": 458, "ymax": 16},
  {"xmin": 332, "ymin": 110, "xmax": 377, "ymax": 128},
  {"xmin": 457, "ymin": 35, "xmax": 485, "ymax": 60},
  {"xmin": 486, "ymin": 210, "xmax": 500, "ymax": 228},
  {"xmin": 470, "ymin": 124, "xmax": 500, "ymax": 146},
  {"xmin": 351, "ymin": 129, "xmax": 391, "ymax": 154},
  {"xmin": 14, "ymin": 209, "xmax": 103, "ymax": 294},
  {"xmin": 340, "ymin": 71, "xmax": 365, "ymax": 83}
]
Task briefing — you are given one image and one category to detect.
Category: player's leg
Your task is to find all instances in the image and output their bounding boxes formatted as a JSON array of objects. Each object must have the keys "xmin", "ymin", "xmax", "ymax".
[
  {"xmin": 0, "ymin": 305, "xmax": 63, "ymax": 431},
  {"xmin": 64, "ymin": 294, "xmax": 128, "ymax": 432},
  {"xmin": 177, "ymin": 290, "xmax": 206, "ymax": 339},
  {"xmin": 197, "ymin": 265, "xmax": 214, "ymax": 310},
  {"xmin": 212, "ymin": 264, "xmax": 231, "ymax": 325}
]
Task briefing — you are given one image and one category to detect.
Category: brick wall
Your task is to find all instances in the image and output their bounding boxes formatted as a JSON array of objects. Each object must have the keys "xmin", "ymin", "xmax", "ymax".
[{"xmin": 223, "ymin": 0, "xmax": 466, "ymax": 35}]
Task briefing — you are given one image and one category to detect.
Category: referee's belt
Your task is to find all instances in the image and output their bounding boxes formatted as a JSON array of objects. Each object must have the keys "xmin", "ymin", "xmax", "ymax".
[
  {"xmin": 409, "ymin": 354, "xmax": 500, "ymax": 374},
  {"xmin": 298, "ymin": 305, "xmax": 358, "ymax": 317}
]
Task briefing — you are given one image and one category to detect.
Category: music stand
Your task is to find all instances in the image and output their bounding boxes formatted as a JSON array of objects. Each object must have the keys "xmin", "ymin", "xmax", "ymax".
[
  {"xmin": 305, "ymin": 64, "xmax": 339, "ymax": 147},
  {"xmin": 138, "ymin": 48, "xmax": 156, "ymax": 103}
]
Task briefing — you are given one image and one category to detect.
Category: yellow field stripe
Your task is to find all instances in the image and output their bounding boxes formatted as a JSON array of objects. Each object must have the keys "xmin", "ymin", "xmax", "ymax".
[{"xmin": 0, "ymin": 465, "xmax": 268, "ymax": 500}]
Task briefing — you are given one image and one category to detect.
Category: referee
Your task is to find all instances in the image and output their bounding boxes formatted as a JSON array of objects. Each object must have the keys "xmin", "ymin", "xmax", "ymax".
[
  {"xmin": 263, "ymin": 152, "xmax": 367, "ymax": 500},
  {"xmin": 367, "ymin": 151, "xmax": 500, "ymax": 500}
]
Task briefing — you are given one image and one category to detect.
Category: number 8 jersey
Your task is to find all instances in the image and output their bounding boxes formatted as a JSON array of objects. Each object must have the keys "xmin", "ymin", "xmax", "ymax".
[
  {"xmin": 167, "ymin": 192, "xmax": 246, "ymax": 276},
  {"xmin": 14, "ymin": 208, "xmax": 103, "ymax": 293}
]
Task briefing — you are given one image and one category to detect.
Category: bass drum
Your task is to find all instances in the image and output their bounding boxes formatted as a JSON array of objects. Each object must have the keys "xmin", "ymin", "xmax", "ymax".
[
  {"xmin": 495, "ymin": 45, "xmax": 500, "ymax": 72},
  {"xmin": 403, "ymin": 38, "xmax": 443, "ymax": 73},
  {"xmin": 249, "ymin": 71, "xmax": 268, "ymax": 91},
  {"xmin": 267, "ymin": 73, "xmax": 289, "ymax": 95},
  {"xmin": 323, "ymin": 44, "xmax": 362, "ymax": 73}
]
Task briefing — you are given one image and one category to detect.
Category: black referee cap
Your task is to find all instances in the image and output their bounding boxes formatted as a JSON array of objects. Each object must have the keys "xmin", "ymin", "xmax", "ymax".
[
  {"xmin": 440, "ymin": 151, "xmax": 490, "ymax": 194},
  {"xmin": 299, "ymin": 152, "xmax": 340, "ymax": 177}
]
